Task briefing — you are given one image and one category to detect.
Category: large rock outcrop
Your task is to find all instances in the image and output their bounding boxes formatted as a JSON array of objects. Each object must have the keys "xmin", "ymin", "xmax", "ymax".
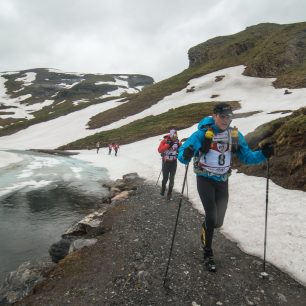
[{"xmin": 234, "ymin": 107, "xmax": 306, "ymax": 191}]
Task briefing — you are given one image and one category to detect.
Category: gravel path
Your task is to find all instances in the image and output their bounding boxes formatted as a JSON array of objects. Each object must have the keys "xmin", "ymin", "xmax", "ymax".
[{"xmin": 16, "ymin": 182, "xmax": 306, "ymax": 306}]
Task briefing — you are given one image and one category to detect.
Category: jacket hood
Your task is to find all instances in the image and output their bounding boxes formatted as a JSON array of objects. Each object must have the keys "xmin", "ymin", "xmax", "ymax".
[{"xmin": 197, "ymin": 116, "xmax": 215, "ymax": 130}]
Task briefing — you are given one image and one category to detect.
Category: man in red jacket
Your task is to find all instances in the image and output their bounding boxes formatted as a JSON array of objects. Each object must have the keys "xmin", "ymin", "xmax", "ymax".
[{"xmin": 158, "ymin": 129, "xmax": 181, "ymax": 200}]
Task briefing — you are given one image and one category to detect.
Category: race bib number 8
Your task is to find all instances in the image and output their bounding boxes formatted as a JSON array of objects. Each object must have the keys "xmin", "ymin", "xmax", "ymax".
[{"xmin": 218, "ymin": 154, "xmax": 225, "ymax": 166}]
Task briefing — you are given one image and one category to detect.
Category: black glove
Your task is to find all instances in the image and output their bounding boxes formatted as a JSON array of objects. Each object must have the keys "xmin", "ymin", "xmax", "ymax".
[
  {"xmin": 183, "ymin": 146, "xmax": 194, "ymax": 161},
  {"xmin": 166, "ymin": 140, "xmax": 174, "ymax": 147},
  {"xmin": 201, "ymin": 138, "xmax": 212, "ymax": 154},
  {"xmin": 261, "ymin": 143, "xmax": 274, "ymax": 158}
]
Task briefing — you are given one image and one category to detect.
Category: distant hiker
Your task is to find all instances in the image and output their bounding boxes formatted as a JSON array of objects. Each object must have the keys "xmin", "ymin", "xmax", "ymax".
[
  {"xmin": 178, "ymin": 102, "xmax": 274, "ymax": 272},
  {"xmin": 108, "ymin": 143, "xmax": 113, "ymax": 155},
  {"xmin": 158, "ymin": 129, "xmax": 182, "ymax": 200},
  {"xmin": 114, "ymin": 143, "xmax": 120, "ymax": 156},
  {"xmin": 96, "ymin": 141, "xmax": 100, "ymax": 154}
]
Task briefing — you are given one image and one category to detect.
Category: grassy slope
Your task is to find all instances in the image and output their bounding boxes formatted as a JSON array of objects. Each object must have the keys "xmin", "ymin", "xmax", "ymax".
[
  {"xmin": 0, "ymin": 95, "xmax": 117, "ymax": 137},
  {"xmin": 59, "ymin": 101, "xmax": 240, "ymax": 150},
  {"xmin": 87, "ymin": 22, "xmax": 306, "ymax": 130}
]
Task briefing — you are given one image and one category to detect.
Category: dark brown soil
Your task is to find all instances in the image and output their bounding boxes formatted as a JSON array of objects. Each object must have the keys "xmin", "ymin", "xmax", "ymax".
[{"xmin": 15, "ymin": 183, "xmax": 306, "ymax": 306}]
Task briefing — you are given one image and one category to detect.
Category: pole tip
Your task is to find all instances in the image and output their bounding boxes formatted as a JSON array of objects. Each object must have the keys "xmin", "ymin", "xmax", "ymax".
[
  {"xmin": 163, "ymin": 277, "xmax": 170, "ymax": 289},
  {"xmin": 260, "ymin": 271, "xmax": 269, "ymax": 279}
]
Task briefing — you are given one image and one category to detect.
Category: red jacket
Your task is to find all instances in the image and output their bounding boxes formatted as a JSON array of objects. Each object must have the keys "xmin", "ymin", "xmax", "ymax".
[{"xmin": 158, "ymin": 135, "xmax": 181, "ymax": 161}]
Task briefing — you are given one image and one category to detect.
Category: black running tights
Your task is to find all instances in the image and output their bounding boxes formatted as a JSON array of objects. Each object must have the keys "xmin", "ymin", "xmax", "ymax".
[
  {"xmin": 196, "ymin": 176, "xmax": 229, "ymax": 249},
  {"xmin": 161, "ymin": 160, "xmax": 177, "ymax": 193}
]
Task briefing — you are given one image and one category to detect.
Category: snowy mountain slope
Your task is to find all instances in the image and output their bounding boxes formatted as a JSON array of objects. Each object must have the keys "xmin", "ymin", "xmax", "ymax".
[
  {"xmin": 1, "ymin": 66, "xmax": 305, "ymax": 150},
  {"xmin": 0, "ymin": 68, "xmax": 154, "ymax": 134}
]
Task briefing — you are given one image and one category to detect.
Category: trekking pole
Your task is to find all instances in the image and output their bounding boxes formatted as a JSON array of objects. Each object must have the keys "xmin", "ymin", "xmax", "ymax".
[
  {"xmin": 261, "ymin": 158, "xmax": 270, "ymax": 278},
  {"xmin": 185, "ymin": 165, "xmax": 189, "ymax": 200},
  {"xmin": 155, "ymin": 168, "xmax": 162, "ymax": 186},
  {"xmin": 155, "ymin": 160, "xmax": 163, "ymax": 186},
  {"xmin": 163, "ymin": 163, "xmax": 189, "ymax": 287}
]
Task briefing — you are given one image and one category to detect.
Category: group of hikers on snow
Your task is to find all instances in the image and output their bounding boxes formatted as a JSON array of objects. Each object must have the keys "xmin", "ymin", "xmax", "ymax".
[
  {"xmin": 108, "ymin": 143, "xmax": 120, "ymax": 156},
  {"xmin": 95, "ymin": 142, "xmax": 120, "ymax": 156},
  {"xmin": 158, "ymin": 102, "xmax": 274, "ymax": 272}
]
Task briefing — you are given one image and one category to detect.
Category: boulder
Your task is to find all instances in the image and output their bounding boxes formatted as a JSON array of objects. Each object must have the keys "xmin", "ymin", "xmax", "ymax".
[
  {"xmin": 69, "ymin": 238, "xmax": 98, "ymax": 253},
  {"xmin": 111, "ymin": 191, "xmax": 129, "ymax": 202},
  {"xmin": 48, "ymin": 238, "xmax": 72, "ymax": 263},
  {"xmin": 63, "ymin": 209, "xmax": 106, "ymax": 237},
  {"xmin": 0, "ymin": 260, "xmax": 55, "ymax": 305}
]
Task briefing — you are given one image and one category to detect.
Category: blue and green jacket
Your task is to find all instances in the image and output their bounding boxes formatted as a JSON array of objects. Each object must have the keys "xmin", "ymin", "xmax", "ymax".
[{"xmin": 177, "ymin": 116, "xmax": 267, "ymax": 181}]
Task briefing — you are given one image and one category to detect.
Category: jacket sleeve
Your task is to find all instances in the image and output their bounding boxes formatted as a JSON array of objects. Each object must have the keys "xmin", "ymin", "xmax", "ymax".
[
  {"xmin": 158, "ymin": 139, "xmax": 170, "ymax": 153},
  {"xmin": 236, "ymin": 132, "xmax": 266, "ymax": 164},
  {"xmin": 178, "ymin": 130, "xmax": 205, "ymax": 164}
]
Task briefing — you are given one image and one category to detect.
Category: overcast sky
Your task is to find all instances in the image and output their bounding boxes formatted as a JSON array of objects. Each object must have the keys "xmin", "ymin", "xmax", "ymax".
[{"xmin": 1, "ymin": 0, "xmax": 306, "ymax": 82}]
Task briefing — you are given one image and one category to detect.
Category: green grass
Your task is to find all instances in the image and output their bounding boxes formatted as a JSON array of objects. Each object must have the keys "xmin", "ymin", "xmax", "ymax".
[{"xmin": 59, "ymin": 101, "xmax": 240, "ymax": 150}]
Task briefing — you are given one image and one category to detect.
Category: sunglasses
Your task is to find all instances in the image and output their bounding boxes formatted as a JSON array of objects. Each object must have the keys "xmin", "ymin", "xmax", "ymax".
[{"xmin": 218, "ymin": 114, "xmax": 233, "ymax": 120}]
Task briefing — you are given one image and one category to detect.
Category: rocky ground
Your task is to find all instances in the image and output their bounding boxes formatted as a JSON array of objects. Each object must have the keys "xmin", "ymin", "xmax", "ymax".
[{"xmin": 14, "ymin": 181, "xmax": 306, "ymax": 306}]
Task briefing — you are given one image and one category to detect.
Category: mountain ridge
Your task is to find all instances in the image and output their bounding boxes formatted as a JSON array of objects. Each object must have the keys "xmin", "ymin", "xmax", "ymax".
[
  {"xmin": 189, "ymin": 22, "xmax": 306, "ymax": 88},
  {"xmin": 0, "ymin": 68, "xmax": 154, "ymax": 136}
]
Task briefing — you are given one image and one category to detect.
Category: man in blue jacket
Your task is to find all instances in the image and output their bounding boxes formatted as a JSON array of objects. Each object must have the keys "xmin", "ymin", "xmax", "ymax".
[{"xmin": 178, "ymin": 102, "xmax": 274, "ymax": 272}]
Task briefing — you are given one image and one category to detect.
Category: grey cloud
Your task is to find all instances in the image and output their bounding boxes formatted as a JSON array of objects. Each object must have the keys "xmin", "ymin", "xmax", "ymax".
[{"xmin": 0, "ymin": 0, "xmax": 306, "ymax": 80}]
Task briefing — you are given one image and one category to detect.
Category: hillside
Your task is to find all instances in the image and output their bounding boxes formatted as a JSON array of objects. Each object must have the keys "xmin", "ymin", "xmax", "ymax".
[
  {"xmin": 189, "ymin": 22, "xmax": 306, "ymax": 88},
  {"xmin": 85, "ymin": 22, "xmax": 306, "ymax": 130},
  {"xmin": 0, "ymin": 69, "xmax": 154, "ymax": 136}
]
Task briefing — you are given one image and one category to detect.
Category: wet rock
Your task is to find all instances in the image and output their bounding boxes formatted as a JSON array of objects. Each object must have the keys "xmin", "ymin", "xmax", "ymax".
[
  {"xmin": 69, "ymin": 239, "xmax": 98, "ymax": 253},
  {"xmin": 0, "ymin": 260, "xmax": 54, "ymax": 305},
  {"xmin": 48, "ymin": 238, "xmax": 72, "ymax": 263},
  {"xmin": 110, "ymin": 187, "xmax": 121, "ymax": 198},
  {"xmin": 111, "ymin": 191, "xmax": 129, "ymax": 202},
  {"xmin": 103, "ymin": 173, "xmax": 144, "ymax": 193},
  {"xmin": 63, "ymin": 209, "xmax": 106, "ymax": 237},
  {"xmin": 122, "ymin": 173, "xmax": 139, "ymax": 181},
  {"xmin": 113, "ymin": 180, "xmax": 126, "ymax": 190},
  {"xmin": 122, "ymin": 172, "xmax": 145, "ymax": 189}
]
